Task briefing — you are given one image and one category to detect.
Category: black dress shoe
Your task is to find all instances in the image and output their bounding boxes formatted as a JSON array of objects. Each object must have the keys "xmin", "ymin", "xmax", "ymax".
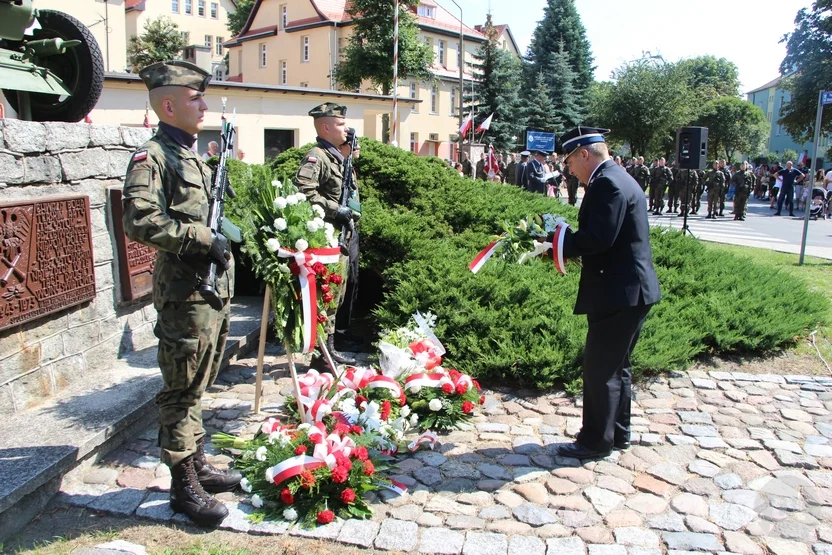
[
  {"xmin": 556, "ymin": 442, "xmax": 612, "ymax": 459},
  {"xmin": 614, "ymin": 440, "xmax": 631, "ymax": 450}
]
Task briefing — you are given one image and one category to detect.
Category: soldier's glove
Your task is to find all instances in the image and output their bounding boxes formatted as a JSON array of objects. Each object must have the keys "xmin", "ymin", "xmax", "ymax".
[
  {"xmin": 208, "ymin": 232, "xmax": 232, "ymax": 271},
  {"xmin": 334, "ymin": 206, "xmax": 355, "ymax": 226}
]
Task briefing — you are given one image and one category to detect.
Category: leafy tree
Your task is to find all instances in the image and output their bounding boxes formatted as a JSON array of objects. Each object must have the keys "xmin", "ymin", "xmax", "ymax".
[
  {"xmin": 127, "ymin": 16, "xmax": 187, "ymax": 73},
  {"xmin": 227, "ymin": 0, "xmax": 256, "ymax": 38},
  {"xmin": 526, "ymin": 0, "xmax": 594, "ymax": 118},
  {"xmin": 524, "ymin": 71, "xmax": 560, "ymax": 132},
  {"xmin": 464, "ymin": 15, "xmax": 526, "ymax": 151},
  {"xmin": 778, "ymin": 1, "xmax": 832, "ymax": 144},
  {"xmin": 677, "ymin": 56, "xmax": 741, "ymax": 101},
  {"xmin": 546, "ymin": 40, "xmax": 582, "ymax": 129},
  {"xmin": 695, "ymin": 97, "xmax": 768, "ymax": 161},
  {"xmin": 783, "ymin": 148, "xmax": 799, "ymax": 164}
]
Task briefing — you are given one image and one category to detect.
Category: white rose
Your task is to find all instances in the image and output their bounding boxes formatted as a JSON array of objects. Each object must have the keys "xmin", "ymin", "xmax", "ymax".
[
  {"xmin": 312, "ymin": 205, "xmax": 325, "ymax": 218},
  {"xmin": 410, "ymin": 413, "xmax": 419, "ymax": 426},
  {"xmin": 266, "ymin": 238, "xmax": 280, "ymax": 252},
  {"xmin": 274, "ymin": 217, "xmax": 287, "ymax": 231},
  {"xmin": 240, "ymin": 477, "xmax": 252, "ymax": 493},
  {"xmin": 295, "ymin": 238, "xmax": 308, "ymax": 252},
  {"xmin": 429, "ymin": 398, "xmax": 442, "ymax": 411},
  {"xmin": 271, "ymin": 180, "xmax": 283, "ymax": 188},
  {"xmin": 255, "ymin": 446, "xmax": 268, "ymax": 461},
  {"xmin": 251, "ymin": 494, "xmax": 264, "ymax": 508},
  {"xmin": 274, "ymin": 197, "xmax": 287, "ymax": 210},
  {"xmin": 400, "ymin": 405, "xmax": 411, "ymax": 417},
  {"xmin": 306, "ymin": 220, "xmax": 320, "ymax": 233},
  {"xmin": 286, "ymin": 195, "xmax": 299, "ymax": 206},
  {"xmin": 283, "ymin": 508, "xmax": 298, "ymax": 521},
  {"xmin": 410, "ymin": 384, "xmax": 421, "ymax": 394},
  {"xmin": 278, "ymin": 263, "xmax": 290, "ymax": 274}
]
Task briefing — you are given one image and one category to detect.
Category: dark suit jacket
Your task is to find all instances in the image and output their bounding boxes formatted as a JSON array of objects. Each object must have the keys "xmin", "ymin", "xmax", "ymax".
[
  {"xmin": 526, "ymin": 159, "xmax": 548, "ymax": 194},
  {"xmin": 562, "ymin": 159, "xmax": 661, "ymax": 315}
]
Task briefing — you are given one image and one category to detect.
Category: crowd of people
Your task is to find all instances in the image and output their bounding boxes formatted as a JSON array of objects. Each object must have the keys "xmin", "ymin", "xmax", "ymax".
[{"xmin": 452, "ymin": 150, "xmax": 832, "ymax": 220}]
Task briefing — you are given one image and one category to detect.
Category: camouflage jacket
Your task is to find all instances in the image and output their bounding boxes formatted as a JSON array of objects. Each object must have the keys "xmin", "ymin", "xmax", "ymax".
[
  {"xmin": 122, "ymin": 126, "xmax": 234, "ymax": 310},
  {"xmin": 733, "ymin": 169, "xmax": 755, "ymax": 192},
  {"xmin": 633, "ymin": 164, "xmax": 650, "ymax": 187},
  {"xmin": 294, "ymin": 138, "xmax": 345, "ymax": 222},
  {"xmin": 707, "ymin": 169, "xmax": 726, "ymax": 192},
  {"xmin": 651, "ymin": 166, "xmax": 673, "ymax": 186}
]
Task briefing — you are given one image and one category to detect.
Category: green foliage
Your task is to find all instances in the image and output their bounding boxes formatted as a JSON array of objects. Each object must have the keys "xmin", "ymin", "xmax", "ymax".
[
  {"xmin": 524, "ymin": 71, "xmax": 560, "ymax": 132},
  {"xmin": 544, "ymin": 41, "xmax": 582, "ymax": 130},
  {"xmin": 248, "ymin": 141, "xmax": 826, "ymax": 390},
  {"xmin": 127, "ymin": 16, "xmax": 187, "ymax": 72},
  {"xmin": 677, "ymin": 55, "xmax": 742, "ymax": 101},
  {"xmin": 226, "ymin": 0, "xmax": 256, "ymax": 38},
  {"xmin": 783, "ymin": 148, "xmax": 799, "ymax": 163},
  {"xmin": 695, "ymin": 97, "xmax": 769, "ymax": 160}
]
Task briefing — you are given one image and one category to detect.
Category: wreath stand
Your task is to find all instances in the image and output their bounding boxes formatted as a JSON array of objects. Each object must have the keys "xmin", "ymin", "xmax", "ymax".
[{"xmin": 252, "ymin": 284, "xmax": 341, "ymax": 422}]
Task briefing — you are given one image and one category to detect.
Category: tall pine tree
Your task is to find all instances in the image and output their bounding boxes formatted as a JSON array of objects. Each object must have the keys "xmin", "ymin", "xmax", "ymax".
[
  {"xmin": 524, "ymin": 71, "xmax": 560, "ymax": 132},
  {"xmin": 526, "ymin": 0, "xmax": 594, "ymax": 119},
  {"xmin": 464, "ymin": 15, "xmax": 526, "ymax": 151},
  {"xmin": 546, "ymin": 41, "xmax": 582, "ymax": 129}
]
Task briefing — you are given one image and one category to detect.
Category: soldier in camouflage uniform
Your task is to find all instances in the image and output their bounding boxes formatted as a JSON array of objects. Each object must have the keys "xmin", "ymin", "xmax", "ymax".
[
  {"xmin": 705, "ymin": 161, "xmax": 725, "ymax": 219},
  {"xmin": 293, "ymin": 103, "xmax": 360, "ymax": 366},
  {"xmin": 677, "ymin": 168, "xmax": 699, "ymax": 216},
  {"xmin": 633, "ymin": 156, "xmax": 650, "ymax": 193},
  {"xmin": 690, "ymin": 168, "xmax": 706, "ymax": 214},
  {"xmin": 121, "ymin": 61, "xmax": 241, "ymax": 527},
  {"xmin": 733, "ymin": 161, "xmax": 754, "ymax": 221},
  {"xmin": 718, "ymin": 159, "xmax": 731, "ymax": 216},
  {"xmin": 650, "ymin": 158, "xmax": 673, "ymax": 215},
  {"xmin": 564, "ymin": 161, "xmax": 580, "ymax": 205},
  {"xmin": 667, "ymin": 164, "xmax": 681, "ymax": 213}
]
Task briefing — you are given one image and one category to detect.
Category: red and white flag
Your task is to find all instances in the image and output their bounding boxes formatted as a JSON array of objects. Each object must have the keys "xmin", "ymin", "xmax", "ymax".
[
  {"xmin": 476, "ymin": 112, "xmax": 494, "ymax": 133},
  {"xmin": 458, "ymin": 113, "xmax": 473, "ymax": 137},
  {"xmin": 486, "ymin": 143, "xmax": 499, "ymax": 178},
  {"xmin": 799, "ymin": 151, "xmax": 809, "ymax": 166}
]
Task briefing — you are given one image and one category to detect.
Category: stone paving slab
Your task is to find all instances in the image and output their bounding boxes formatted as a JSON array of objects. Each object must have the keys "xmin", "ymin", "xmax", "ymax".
[{"xmin": 40, "ymin": 366, "xmax": 832, "ymax": 554}]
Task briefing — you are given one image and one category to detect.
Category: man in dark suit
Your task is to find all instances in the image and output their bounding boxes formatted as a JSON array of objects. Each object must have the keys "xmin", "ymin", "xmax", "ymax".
[
  {"xmin": 526, "ymin": 150, "xmax": 549, "ymax": 194},
  {"xmin": 515, "ymin": 151, "xmax": 530, "ymax": 188},
  {"xmin": 548, "ymin": 127, "xmax": 661, "ymax": 459}
]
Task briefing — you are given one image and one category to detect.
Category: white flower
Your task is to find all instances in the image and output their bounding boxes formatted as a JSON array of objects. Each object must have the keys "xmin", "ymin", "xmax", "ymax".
[
  {"xmin": 274, "ymin": 217, "xmax": 287, "ymax": 231},
  {"xmin": 314, "ymin": 217, "xmax": 325, "ymax": 228},
  {"xmin": 324, "ymin": 222, "xmax": 335, "ymax": 236},
  {"xmin": 265, "ymin": 466, "xmax": 276, "ymax": 483},
  {"xmin": 295, "ymin": 238, "xmax": 308, "ymax": 252},
  {"xmin": 429, "ymin": 398, "xmax": 442, "ymax": 411},
  {"xmin": 409, "ymin": 413, "xmax": 419, "ymax": 426},
  {"xmin": 286, "ymin": 194, "xmax": 299, "ymax": 206},
  {"xmin": 278, "ymin": 263, "xmax": 290, "ymax": 274},
  {"xmin": 410, "ymin": 384, "xmax": 421, "ymax": 394},
  {"xmin": 271, "ymin": 180, "xmax": 283, "ymax": 188},
  {"xmin": 283, "ymin": 508, "xmax": 298, "ymax": 521},
  {"xmin": 240, "ymin": 477, "xmax": 252, "ymax": 492},
  {"xmin": 400, "ymin": 405, "xmax": 411, "ymax": 417},
  {"xmin": 295, "ymin": 193, "xmax": 307, "ymax": 203},
  {"xmin": 312, "ymin": 205, "xmax": 325, "ymax": 218},
  {"xmin": 329, "ymin": 235, "xmax": 339, "ymax": 248},
  {"xmin": 251, "ymin": 494, "xmax": 264, "ymax": 508},
  {"xmin": 255, "ymin": 446, "xmax": 268, "ymax": 461},
  {"xmin": 273, "ymin": 197, "xmax": 287, "ymax": 210},
  {"xmin": 266, "ymin": 238, "xmax": 280, "ymax": 252},
  {"xmin": 306, "ymin": 220, "xmax": 320, "ymax": 233}
]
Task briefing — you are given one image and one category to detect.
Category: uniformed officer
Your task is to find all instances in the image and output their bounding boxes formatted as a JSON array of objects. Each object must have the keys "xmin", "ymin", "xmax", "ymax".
[
  {"xmin": 650, "ymin": 158, "xmax": 673, "ymax": 215},
  {"xmin": 461, "ymin": 151, "xmax": 473, "ymax": 179},
  {"xmin": 678, "ymin": 168, "xmax": 699, "ymax": 216},
  {"xmin": 691, "ymin": 168, "xmax": 706, "ymax": 214},
  {"xmin": 733, "ymin": 161, "xmax": 754, "ymax": 221},
  {"xmin": 505, "ymin": 153, "xmax": 517, "ymax": 186},
  {"xmin": 718, "ymin": 159, "xmax": 731, "ymax": 216},
  {"xmin": 293, "ymin": 103, "xmax": 359, "ymax": 366},
  {"xmin": 564, "ymin": 161, "xmax": 580, "ymax": 205},
  {"xmin": 666, "ymin": 164, "xmax": 680, "ymax": 213},
  {"xmin": 122, "ymin": 61, "xmax": 241, "ymax": 527},
  {"xmin": 633, "ymin": 156, "xmax": 650, "ymax": 193},
  {"xmin": 526, "ymin": 149, "xmax": 549, "ymax": 194},
  {"xmin": 516, "ymin": 150, "xmax": 530, "ymax": 188}
]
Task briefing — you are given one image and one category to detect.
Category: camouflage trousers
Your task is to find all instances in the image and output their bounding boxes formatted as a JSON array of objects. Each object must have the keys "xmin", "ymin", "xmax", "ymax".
[
  {"xmin": 650, "ymin": 183, "xmax": 666, "ymax": 212},
  {"xmin": 690, "ymin": 184, "xmax": 702, "ymax": 213},
  {"xmin": 734, "ymin": 189, "xmax": 749, "ymax": 219},
  {"xmin": 707, "ymin": 188, "xmax": 722, "ymax": 216},
  {"xmin": 155, "ymin": 299, "xmax": 231, "ymax": 467},
  {"xmin": 667, "ymin": 184, "xmax": 680, "ymax": 211}
]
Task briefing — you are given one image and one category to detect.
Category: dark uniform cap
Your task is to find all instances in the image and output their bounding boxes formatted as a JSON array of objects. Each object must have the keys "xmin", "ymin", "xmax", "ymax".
[
  {"xmin": 558, "ymin": 126, "xmax": 611, "ymax": 156},
  {"xmin": 139, "ymin": 60, "xmax": 212, "ymax": 92},
  {"xmin": 309, "ymin": 102, "xmax": 347, "ymax": 119}
]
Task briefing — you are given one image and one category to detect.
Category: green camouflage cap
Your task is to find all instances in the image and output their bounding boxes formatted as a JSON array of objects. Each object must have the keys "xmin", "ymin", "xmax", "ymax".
[
  {"xmin": 139, "ymin": 61, "xmax": 212, "ymax": 92},
  {"xmin": 308, "ymin": 102, "xmax": 347, "ymax": 119}
]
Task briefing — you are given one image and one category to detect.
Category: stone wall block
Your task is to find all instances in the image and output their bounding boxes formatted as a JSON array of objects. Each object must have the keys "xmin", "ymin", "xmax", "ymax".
[
  {"xmin": 0, "ymin": 330, "xmax": 23, "ymax": 360},
  {"xmin": 90, "ymin": 124, "xmax": 122, "ymax": 146},
  {"xmin": 121, "ymin": 127, "xmax": 153, "ymax": 148},
  {"xmin": 60, "ymin": 149, "xmax": 110, "ymax": 181},
  {"xmin": 0, "ymin": 152, "xmax": 25, "ymax": 184},
  {"xmin": 2, "ymin": 119, "xmax": 46, "ymax": 153},
  {"xmin": 77, "ymin": 178, "xmax": 118, "ymax": 206},
  {"xmin": 50, "ymin": 355, "xmax": 86, "ymax": 391},
  {"xmin": 8, "ymin": 367, "xmax": 52, "ymax": 411},
  {"xmin": 19, "ymin": 313, "xmax": 68, "ymax": 344},
  {"xmin": 0, "ymin": 385, "xmax": 15, "ymax": 415},
  {"xmin": 0, "ymin": 120, "xmax": 5, "ymax": 149},
  {"xmin": 23, "ymin": 155, "xmax": 62, "ymax": 184},
  {"xmin": 92, "ymin": 231, "xmax": 115, "ymax": 264},
  {"xmin": 94, "ymin": 263, "xmax": 114, "ymax": 291},
  {"xmin": 107, "ymin": 149, "xmax": 134, "ymax": 178},
  {"xmin": 90, "ymin": 205, "xmax": 108, "ymax": 235},
  {"xmin": 43, "ymin": 122, "xmax": 91, "ymax": 151},
  {"xmin": 84, "ymin": 332, "xmax": 123, "ymax": 370},
  {"xmin": 63, "ymin": 321, "xmax": 100, "ymax": 356},
  {"xmin": 40, "ymin": 334, "xmax": 65, "ymax": 364},
  {"xmin": 121, "ymin": 321, "xmax": 156, "ymax": 353},
  {"xmin": 0, "ymin": 344, "xmax": 42, "ymax": 385}
]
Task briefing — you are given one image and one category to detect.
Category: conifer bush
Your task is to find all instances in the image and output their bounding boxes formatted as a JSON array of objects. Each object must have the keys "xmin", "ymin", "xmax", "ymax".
[{"xmin": 225, "ymin": 140, "xmax": 826, "ymax": 390}]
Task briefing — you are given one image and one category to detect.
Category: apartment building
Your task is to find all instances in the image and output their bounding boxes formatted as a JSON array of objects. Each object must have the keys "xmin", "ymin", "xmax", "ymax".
[
  {"xmin": 126, "ymin": 0, "xmax": 237, "ymax": 79},
  {"xmin": 224, "ymin": 0, "xmax": 519, "ymax": 160}
]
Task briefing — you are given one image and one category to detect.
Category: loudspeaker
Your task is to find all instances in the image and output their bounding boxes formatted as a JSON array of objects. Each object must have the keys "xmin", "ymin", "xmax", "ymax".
[{"xmin": 676, "ymin": 126, "xmax": 708, "ymax": 170}]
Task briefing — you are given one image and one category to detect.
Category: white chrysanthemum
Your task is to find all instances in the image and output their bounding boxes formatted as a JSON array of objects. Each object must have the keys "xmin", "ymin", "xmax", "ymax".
[
  {"xmin": 283, "ymin": 508, "xmax": 298, "ymax": 521},
  {"xmin": 328, "ymin": 235, "xmax": 339, "ymax": 248},
  {"xmin": 271, "ymin": 180, "xmax": 282, "ymax": 188},
  {"xmin": 409, "ymin": 413, "xmax": 419, "ymax": 426},
  {"xmin": 324, "ymin": 222, "xmax": 335, "ymax": 237},
  {"xmin": 400, "ymin": 405, "xmax": 411, "ymax": 417},
  {"xmin": 265, "ymin": 466, "xmax": 276, "ymax": 483},
  {"xmin": 314, "ymin": 217, "xmax": 325, "ymax": 228},
  {"xmin": 312, "ymin": 205, "xmax": 325, "ymax": 218},
  {"xmin": 251, "ymin": 494, "xmax": 264, "ymax": 508},
  {"xmin": 286, "ymin": 194, "xmax": 299, "ymax": 206},
  {"xmin": 273, "ymin": 197, "xmax": 287, "ymax": 210},
  {"xmin": 266, "ymin": 238, "xmax": 280, "ymax": 252},
  {"xmin": 295, "ymin": 238, "xmax": 308, "ymax": 252},
  {"xmin": 409, "ymin": 384, "xmax": 421, "ymax": 394},
  {"xmin": 278, "ymin": 263, "xmax": 290, "ymax": 274},
  {"xmin": 429, "ymin": 398, "xmax": 442, "ymax": 411},
  {"xmin": 240, "ymin": 477, "xmax": 252, "ymax": 492},
  {"xmin": 306, "ymin": 220, "xmax": 320, "ymax": 233},
  {"xmin": 295, "ymin": 193, "xmax": 307, "ymax": 203},
  {"xmin": 274, "ymin": 217, "xmax": 287, "ymax": 231},
  {"xmin": 255, "ymin": 446, "xmax": 268, "ymax": 461}
]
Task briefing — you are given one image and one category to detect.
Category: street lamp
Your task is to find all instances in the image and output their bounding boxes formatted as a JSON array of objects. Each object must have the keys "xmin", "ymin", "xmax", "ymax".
[{"xmin": 448, "ymin": 0, "xmax": 464, "ymax": 162}]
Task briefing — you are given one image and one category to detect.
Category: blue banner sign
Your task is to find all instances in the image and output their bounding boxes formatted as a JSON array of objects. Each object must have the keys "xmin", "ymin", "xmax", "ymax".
[
  {"xmin": 526, "ymin": 130, "xmax": 556, "ymax": 153},
  {"xmin": 822, "ymin": 91, "xmax": 832, "ymax": 105}
]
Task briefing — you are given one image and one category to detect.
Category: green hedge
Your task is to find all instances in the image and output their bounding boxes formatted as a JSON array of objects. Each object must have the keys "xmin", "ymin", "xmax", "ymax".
[{"xmin": 226, "ymin": 140, "xmax": 827, "ymax": 391}]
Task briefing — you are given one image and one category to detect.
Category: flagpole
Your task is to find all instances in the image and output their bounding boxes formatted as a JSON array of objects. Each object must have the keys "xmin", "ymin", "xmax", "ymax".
[{"xmin": 391, "ymin": 0, "xmax": 399, "ymax": 147}]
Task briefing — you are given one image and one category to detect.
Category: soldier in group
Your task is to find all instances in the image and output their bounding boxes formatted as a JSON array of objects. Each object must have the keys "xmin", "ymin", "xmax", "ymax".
[
  {"xmin": 461, "ymin": 151, "xmax": 473, "ymax": 178},
  {"xmin": 122, "ymin": 61, "xmax": 242, "ymax": 526},
  {"xmin": 647, "ymin": 159, "xmax": 659, "ymax": 211},
  {"xmin": 505, "ymin": 153, "xmax": 517, "ymax": 186},
  {"xmin": 515, "ymin": 150, "xmax": 530, "ymax": 187},
  {"xmin": 650, "ymin": 158, "xmax": 673, "ymax": 215},
  {"xmin": 633, "ymin": 156, "xmax": 650, "ymax": 194},
  {"xmin": 564, "ymin": 161, "xmax": 580, "ymax": 205},
  {"xmin": 666, "ymin": 164, "xmax": 680, "ymax": 213},
  {"xmin": 705, "ymin": 161, "xmax": 726, "ymax": 219},
  {"xmin": 732, "ymin": 161, "xmax": 754, "ymax": 221},
  {"xmin": 293, "ymin": 103, "xmax": 361, "ymax": 366},
  {"xmin": 476, "ymin": 153, "xmax": 487, "ymax": 180},
  {"xmin": 718, "ymin": 159, "xmax": 731, "ymax": 217},
  {"xmin": 677, "ymin": 169, "xmax": 698, "ymax": 216},
  {"xmin": 690, "ymin": 168, "xmax": 706, "ymax": 214},
  {"xmin": 498, "ymin": 153, "xmax": 508, "ymax": 183}
]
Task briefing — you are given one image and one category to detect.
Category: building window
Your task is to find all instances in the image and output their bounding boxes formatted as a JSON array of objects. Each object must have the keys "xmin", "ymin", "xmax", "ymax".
[
  {"xmin": 172, "ymin": 0, "xmax": 179, "ymax": 12},
  {"xmin": 180, "ymin": 31, "xmax": 190, "ymax": 44},
  {"xmin": 417, "ymin": 4, "xmax": 435, "ymax": 18},
  {"xmin": 410, "ymin": 82, "xmax": 418, "ymax": 113},
  {"xmin": 410, "ymin": 132, "xmax": 418, "ymax": 153},
  {"xmin": 301, "ymin": 36, "xmax": 310, "ymax": 62},
  {"xmin": 185, "ymin": 0, "xmax": 192, "ymax": 14},
  {"xmin": 300, "ymin": 82, "xmax": 309, "ymax": 88},
  {"xmin": 281, "ymin": 5, "xmax": 288, "ymax": 29},
  {"xmin": 430, "ymin": 84, "xmax": 438, "ymax": 114},
  {"xmin": 457, "ymin": 47, "xmax": 461, "ymax": 69},
  {"xmin": 211, "ymin": 2, "xmax": 218, "ymax": 18},
  {"xmin": 439, "ymin": 40, "xmax": 446, "ymax": 66},
  {"xmin": 204, "ymin": 34, "xmax": 212, "ymax": 48},
  {"xmin": 260, "ymin": 43, "xmax": 267, "ymax": 67},
  {"xmin": 198, "ymin": 0, "xmax": 205, "ymax": 16},
  {"xmin": 450, "ymin": 87, "xmax": 457, "ymax": 115},
  {"xmin": 338, "ymin": 38, "xmax": 344, "ymax": 57},
  {"xmin": 280, "ymin": 60, "xmax": 287, "ymax": 84},
  {"xmin": 215, "ymin": 37, "xmax": 223, "ymax": 55},
  {"xmin": 214, "ymin": 66, "xmax": 224, "ymax": 81}
]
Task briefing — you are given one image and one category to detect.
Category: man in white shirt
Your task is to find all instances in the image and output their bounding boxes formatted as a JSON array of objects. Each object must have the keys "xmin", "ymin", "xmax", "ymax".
[{"xmin": 202, "ymin": 141, "xmax": 219, "ymax": 160}]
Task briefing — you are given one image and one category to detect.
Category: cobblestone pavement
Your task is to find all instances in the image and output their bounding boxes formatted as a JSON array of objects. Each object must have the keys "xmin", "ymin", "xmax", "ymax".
[{"xmin": 53, "ymin": 357, "xmax": 832, "ymax": 555}]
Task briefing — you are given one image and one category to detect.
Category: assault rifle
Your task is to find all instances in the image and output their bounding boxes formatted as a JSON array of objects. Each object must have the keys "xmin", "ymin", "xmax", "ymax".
[
  {"xmin": 338, "ymin": 127, "xmax": 360, "ymax": 256},
  {"xmin": 199, "ymin": 97, "xmax": 242, "ymax": 310}
]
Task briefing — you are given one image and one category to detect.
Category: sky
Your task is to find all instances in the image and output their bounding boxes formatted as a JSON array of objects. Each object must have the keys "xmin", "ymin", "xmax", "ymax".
[{"xmin": 434, "ymin": 0, "xmax": 813, "ymax": 94}]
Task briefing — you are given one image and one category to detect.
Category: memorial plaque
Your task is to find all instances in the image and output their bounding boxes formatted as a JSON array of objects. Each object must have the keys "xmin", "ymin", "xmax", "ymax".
[
  {"xmin": 0, "ymin": 196, "xmax": 96, "ymax": 332},
  {"xmin": 108, "ymin": 188, "xmax": 156, "ymax": 301}
]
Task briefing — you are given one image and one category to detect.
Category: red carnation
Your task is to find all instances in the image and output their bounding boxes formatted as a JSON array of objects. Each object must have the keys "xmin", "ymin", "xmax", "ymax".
[
  {"xmin": 331, "ymin": 466, "xmax": 349, "ymax": 483},
  {"xmin": 294, "ymin": 445, "xmax": 307, "ymax": 455},
  {"xmin": 312, "ymin": 262, "xmax": 327, "ymax": 276},
  {"xmin": 479, "ymin": 395, "xmax": 486, "ymax": 405},
  {"xmin": 448, "ymin": 369, "xmax": 461, "ymax": 381},
  {"xmin": 473, "ymin": 379, "xmax": 481, "ymax": 392},
  {"xmin": 334, "ymin": 422, "xmax": 350, "ymax": 435},
  {"xmin": 455, "ymin": 383, "xmax": 468, "ymax": 395},
  {"xmin": 281, "ymin": 488, "xmax": 294, "ymax": 504},
  {"xmin": 381, "ymin": 400, "xmax": 392, "ymax": 421},
  {"xmin": 362, "ymin": 460, "xmax": 375, "ymax": 476},
  {"xmin": 350, "ymin": 425, "xmax": 363, "ymax": 435},
  {"xmin": 321, "ymin": 284, "xmax": 331, "ymax": 294},
  {"xmin": 340, "ymin": 488, "xmax": 356, "ymax": 504},
  {"xmin": 442, "ymin": 383, "xmax": 453, "ymax": 394},
  {"xmin": 317, "ymin": 510, "xmax": 335, "ymax": 524},
  {"xmin": 462, "ymin": 401, "xmax": 474, "ymax": 414},
  {"xmin": 334, "ymin": 452, "xmax": 351, "ymax": 468},
  {"xmin": 354, "ymin": 446, "xmax": 369, "ymax": 461},
  {"xmin": 317, "ymin": 313, "xmax": 327, "ymax": 324},
  {"xmin": 329, "ymin": 274, "xmax": 343, "ymax": 285},
  {"xmin": 355, "ymin": 395, "xmax": 368, "ymax": 407},
  {"xmin": 300, "ymin": 470, "xmax": 316, "ymax": 489},
  {"xmin": 323, "ymin": 293, "xmax": 334, "ymax": 303}
]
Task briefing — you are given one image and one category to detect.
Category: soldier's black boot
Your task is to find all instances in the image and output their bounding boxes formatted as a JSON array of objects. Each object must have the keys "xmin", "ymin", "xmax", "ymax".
[
  {"xmin": 194, "ymin": 438, "xmax": 242, "ymax": 493},
  {"xmin": 327, "ymin": 334, "xmax": 357, "ymax": 365},
  {"xmin": 170, "ymin": 455, "xmax": 229, "ymax": 526}
]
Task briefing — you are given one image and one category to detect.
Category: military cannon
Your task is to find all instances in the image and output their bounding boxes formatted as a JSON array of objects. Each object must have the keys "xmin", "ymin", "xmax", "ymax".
[{"xmin": 0, "ymin": 0, "xmax": 103, "ymax": 122}]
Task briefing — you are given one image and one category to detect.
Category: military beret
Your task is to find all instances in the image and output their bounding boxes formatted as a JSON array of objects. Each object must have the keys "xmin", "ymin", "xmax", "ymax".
[
  {"xmin": 309, "ymin": 102, "xmax": 347, "ymax": 119},
  {"xmin": 559, "ymin": 126, "xmax": 610, "ymax": 156},
  {"xmin": 139, "ymin": 60, "xmax": 212, "ymax": 92}
]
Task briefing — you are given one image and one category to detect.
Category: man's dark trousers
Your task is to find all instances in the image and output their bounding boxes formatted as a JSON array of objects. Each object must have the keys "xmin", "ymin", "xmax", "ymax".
[
  {"xmin": 777, "ymin": 184, "xmax": 794, "ymax": 214},
  {"xmin": 578, "ymin": 298, "xmax": 652, "ymax": 453}
]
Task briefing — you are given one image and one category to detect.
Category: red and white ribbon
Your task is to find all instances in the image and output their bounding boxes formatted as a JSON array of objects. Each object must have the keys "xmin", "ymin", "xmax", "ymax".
[
  {"xmin": 404, "ymin": 373, "xmax": 452, "ymax": 392},
  {"xmin": 366, "ymin": 375, "xmax": 406, "ymax": 405},
  {"xmin": 341, "ymin": 366, "xmax": 376, "ymax": 391},
  {"xmin": 552, "ymin": 222, "xmax": 569, "ymax": 275},
  {"xmin": 468, "ymin": 241, "xmax": 501, "ymax": 274},
  {"xmin": 298, "ymin": 369, "xmax": 335, "ymax": 398},
  {"xmin": 277, "ymin": 246, "xmax": 341, "ymax": 353},
  {"xmin": 378, "ymin": 479, "xmax": 409, "ymax": 496},
  {"xmin": 265, "ymin": 455, "xmax": 326, "ymax": 486},
  {"xmin": 408, "ymin": 431, "xmax": 437, "ymax": 451}
]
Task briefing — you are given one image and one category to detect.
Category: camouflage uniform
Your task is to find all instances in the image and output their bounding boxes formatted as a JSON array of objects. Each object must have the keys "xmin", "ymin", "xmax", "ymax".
[
  {"xmin": 633, "ymin": 163, "xmax": 650, "ymax": 192},
  {"xmin": 122, "ymin": 64, "xmax": 233, "ymax": 469},
  {"xmin": 565, "ymin": 164, "xmax": 580, "ymax": 205},
  {"xmin": 691, "ymin": 169, "xmax": 706, "ymax": 214},
  {"xmin": 733, "ymin": 168, "xmax": 754, "ymax": 220},
  {"xmin": 706, "ymin": 168, "xmax": 726, "ymax": 218},
  {"xmin": 719, "ymin": 165, "xmax": 731, "ymax": 216},
  {"xmin": 677, "ymin": 169, "xmax": 699, "ymax": 216},
  {"xmin": 667, "ymin": 168, "xmax": 680, "ymax": 213},
  {"xmin": 650, "ymin": 165, "xmax": 673, "ymax": 214}
]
